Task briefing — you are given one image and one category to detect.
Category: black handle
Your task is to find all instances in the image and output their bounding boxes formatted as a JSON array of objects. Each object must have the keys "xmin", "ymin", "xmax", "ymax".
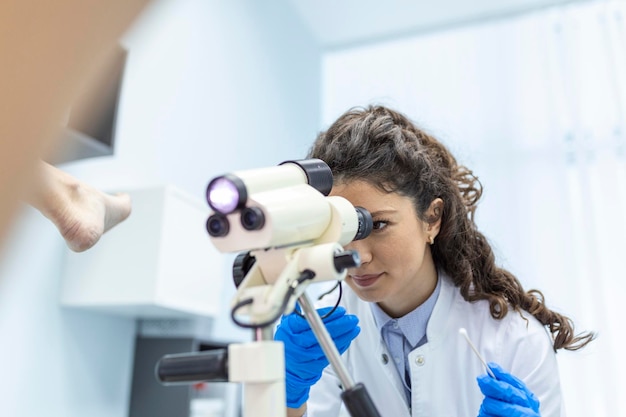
[
  {"xmin": 341, "ymin": 382, "xmax": 382, "ymax": 417},
  {"xmin": 155, "ymin": 349, "xmax": 229, "ymax": 384}
]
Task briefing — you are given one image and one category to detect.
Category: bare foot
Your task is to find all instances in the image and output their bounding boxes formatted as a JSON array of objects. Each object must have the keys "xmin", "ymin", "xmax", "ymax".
[
  {"xmin": 28, "ymin": 161, "xmax": 132, "ymax": 252},
  {"xmin": 52, "ymin": 186, "xmax": 132, "ymax": 252}
]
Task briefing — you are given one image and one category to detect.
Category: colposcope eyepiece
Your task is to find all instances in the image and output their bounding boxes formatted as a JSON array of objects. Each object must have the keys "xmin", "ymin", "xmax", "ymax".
[
  {"xmin": 206, "ymin": 214, "xmax": 230, "ymax": 237},
  {"xmin": 240, "ymin": 207, "xmax": 265, "ymax": 230},
  {"xmin": 354, "ymin": 207, "xmax": 373, "ymax": 240}
]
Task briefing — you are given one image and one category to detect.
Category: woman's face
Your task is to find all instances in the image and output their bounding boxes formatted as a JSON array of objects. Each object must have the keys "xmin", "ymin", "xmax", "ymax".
[{"xmin": 332, "ymin": 180, "xmax": 439, "ymax": 317}]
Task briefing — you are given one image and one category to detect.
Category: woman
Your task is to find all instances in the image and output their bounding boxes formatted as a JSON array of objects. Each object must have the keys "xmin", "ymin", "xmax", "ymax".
[{"xmin": 274, "ymin": 105, "xmax": 594, "ymax": 417}]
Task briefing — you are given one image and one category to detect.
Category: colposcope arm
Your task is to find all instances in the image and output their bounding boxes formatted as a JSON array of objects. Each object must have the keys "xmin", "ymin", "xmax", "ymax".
[{"xmin": 298, "ymin": 292, "xmax": 382, "ymax": 417}]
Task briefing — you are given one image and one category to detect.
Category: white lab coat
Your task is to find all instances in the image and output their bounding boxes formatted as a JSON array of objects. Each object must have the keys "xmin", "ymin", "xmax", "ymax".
[{"xmin": 307, "ymin": 275, "xmax": 563, "ymax": 417}]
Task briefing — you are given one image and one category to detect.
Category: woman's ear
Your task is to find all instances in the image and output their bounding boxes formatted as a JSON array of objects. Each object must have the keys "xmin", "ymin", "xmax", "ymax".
[{"xmin": 426, "ymin": 198, "xmax": 444, "ymax": 238}]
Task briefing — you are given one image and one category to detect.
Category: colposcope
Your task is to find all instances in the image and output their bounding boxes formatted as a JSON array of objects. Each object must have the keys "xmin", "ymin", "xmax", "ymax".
[{"xmin": 155, "ymin": 159, "xmax": 381, "ymax": 417}]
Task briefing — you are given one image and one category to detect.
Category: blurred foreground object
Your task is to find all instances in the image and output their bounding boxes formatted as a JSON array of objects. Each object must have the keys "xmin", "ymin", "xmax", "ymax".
[{"xmin": 0, "ymin": 0, "xmax": 150, "ymax": 251}]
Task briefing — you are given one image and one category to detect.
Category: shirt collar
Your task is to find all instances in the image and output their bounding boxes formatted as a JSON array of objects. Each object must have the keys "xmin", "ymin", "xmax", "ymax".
[{"xmin": 370, "ymin": 273, "xmax": 442, "ymax": 347}]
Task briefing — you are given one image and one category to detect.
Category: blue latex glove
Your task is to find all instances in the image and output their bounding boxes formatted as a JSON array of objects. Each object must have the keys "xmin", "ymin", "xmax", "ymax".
[
  {"xmin": 274, "ymin": 306, "xmax": 360, "ymax": 408},
  {"xmin": 476, "ymin": 362, "xmax": 541, "ymax": 417}
]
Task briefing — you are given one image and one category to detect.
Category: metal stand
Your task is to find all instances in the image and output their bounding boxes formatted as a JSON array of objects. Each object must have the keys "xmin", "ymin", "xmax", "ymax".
[{"xmin": 298, "ymin": 293, "xmax": 381, "ymax": 417}]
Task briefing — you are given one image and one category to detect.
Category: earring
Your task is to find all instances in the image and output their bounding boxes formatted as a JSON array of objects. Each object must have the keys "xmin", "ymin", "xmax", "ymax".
[{"xmin": 429, "ymin": 236, "xmax": 435, "ymax": 245}]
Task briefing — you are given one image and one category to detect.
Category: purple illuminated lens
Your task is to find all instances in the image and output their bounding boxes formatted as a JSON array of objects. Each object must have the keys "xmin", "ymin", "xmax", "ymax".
[{"xmin": 208, "ymin": 178, "xmax": 240, "ymax": 214}]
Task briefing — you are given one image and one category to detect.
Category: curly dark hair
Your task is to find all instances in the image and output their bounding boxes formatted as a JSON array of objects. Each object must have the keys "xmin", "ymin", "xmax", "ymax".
[{"xmin": 307, "ymin": 104, "xmax": 594, "ymax": 351}]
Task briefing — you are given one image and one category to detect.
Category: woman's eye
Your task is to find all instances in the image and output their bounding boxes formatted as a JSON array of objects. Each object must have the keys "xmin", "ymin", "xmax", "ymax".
[{"xmin": 372, "ymin": 220, "xmax": 389, "ymax": 231}]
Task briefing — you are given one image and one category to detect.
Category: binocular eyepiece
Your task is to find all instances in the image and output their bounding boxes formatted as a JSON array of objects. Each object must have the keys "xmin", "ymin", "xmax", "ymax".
[{"xmin": 353, "ymin": 206, "xmax": 373, "ymax": 241}]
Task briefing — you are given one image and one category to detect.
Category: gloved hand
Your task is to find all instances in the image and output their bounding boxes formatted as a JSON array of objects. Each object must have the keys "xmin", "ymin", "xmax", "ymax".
[
  {"xmin": 274, "ymin": 306, "xmax": 360, "ymax": 409},
  {"xmin": 476, "ymin": 362, "xmax": 541, "ymax": 417}
]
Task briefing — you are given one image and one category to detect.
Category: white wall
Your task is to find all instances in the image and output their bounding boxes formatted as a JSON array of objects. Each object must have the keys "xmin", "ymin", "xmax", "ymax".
[
  {"xmin": 0, "ymin": 1, "xmax": 320, "ymax": 416},
  {"xmin": 289, "ymin": 0, "xmax": 592, "ymax": 47}
]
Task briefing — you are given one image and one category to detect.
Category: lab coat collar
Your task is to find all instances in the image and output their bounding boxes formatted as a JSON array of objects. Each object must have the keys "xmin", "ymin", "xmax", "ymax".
[{"xmin": 424, "ymin": 271, "xmax": 457, "ymax": 348}]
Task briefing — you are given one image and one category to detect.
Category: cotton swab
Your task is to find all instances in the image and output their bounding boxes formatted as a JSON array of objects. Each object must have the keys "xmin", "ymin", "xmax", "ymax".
[{"xmin": 458, "ymin": 328, "xmax": 496, "ymax": 379}]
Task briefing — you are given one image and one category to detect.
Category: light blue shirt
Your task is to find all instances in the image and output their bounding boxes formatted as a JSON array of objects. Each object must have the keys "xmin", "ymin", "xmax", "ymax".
[{"xmin": 370, "ymin": 275, "xmax": 442, "ymax": 404}]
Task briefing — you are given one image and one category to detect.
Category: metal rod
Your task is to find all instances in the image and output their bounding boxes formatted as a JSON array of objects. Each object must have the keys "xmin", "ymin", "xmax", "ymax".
[
  {"xmin": 255, "ymin": 325, "xmax": 274, "ymax": 341},
  {"xmin": 298, "ymin": 292, "xmax": 355, "ymax": 390}
]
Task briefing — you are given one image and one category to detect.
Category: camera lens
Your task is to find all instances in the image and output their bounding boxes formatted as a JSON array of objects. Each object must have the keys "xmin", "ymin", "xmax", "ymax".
[
  {"xmin": 240, "ymin": 207, "xmax": 265, "ymax": 230},
  {"xmin": 206, "ymin": 214, "xmax": 230, "ymax": 237},
  {"xmin": 354, "ymin": 206, "xmax": 373, "ymax": 240}
]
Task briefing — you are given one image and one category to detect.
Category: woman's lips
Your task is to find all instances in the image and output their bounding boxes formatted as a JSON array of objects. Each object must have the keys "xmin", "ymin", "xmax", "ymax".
[{"xmin": 350, "ymin": 273, "xmax": 382, "ymax": 288}]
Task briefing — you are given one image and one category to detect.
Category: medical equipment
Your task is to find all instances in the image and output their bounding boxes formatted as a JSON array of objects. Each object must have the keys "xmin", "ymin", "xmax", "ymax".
[
  {"xmin": 459, "ymin": 327, "xmax": 496, "ymax": 379},
  {"xmin": 156, "ymin": 159, "xmax": 381, "ymax": 417},
  {"xmin": 275, "ymin": 305, "xmax": 360, "ymax": 408}
]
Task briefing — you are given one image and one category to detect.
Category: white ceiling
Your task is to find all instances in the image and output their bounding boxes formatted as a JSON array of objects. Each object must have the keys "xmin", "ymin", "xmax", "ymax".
[{"xmin": 286, "ymin": 0, "xmax": 591, "ymax": 48}]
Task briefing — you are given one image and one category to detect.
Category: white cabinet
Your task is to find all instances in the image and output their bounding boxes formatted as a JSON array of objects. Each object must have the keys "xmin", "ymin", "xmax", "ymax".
[{"xmin": 61, "ymin": 185, "xmax": 225, "ymax": 319}]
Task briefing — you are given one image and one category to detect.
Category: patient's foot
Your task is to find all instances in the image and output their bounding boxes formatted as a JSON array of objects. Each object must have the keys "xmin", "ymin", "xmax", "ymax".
[
  {"xmin": 52, "ymin": 186, "xmax": 131, "ymax": 252},
  {"xmin": 29, "ymin": 161, "xmax": 132, "ymax": 252}
]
